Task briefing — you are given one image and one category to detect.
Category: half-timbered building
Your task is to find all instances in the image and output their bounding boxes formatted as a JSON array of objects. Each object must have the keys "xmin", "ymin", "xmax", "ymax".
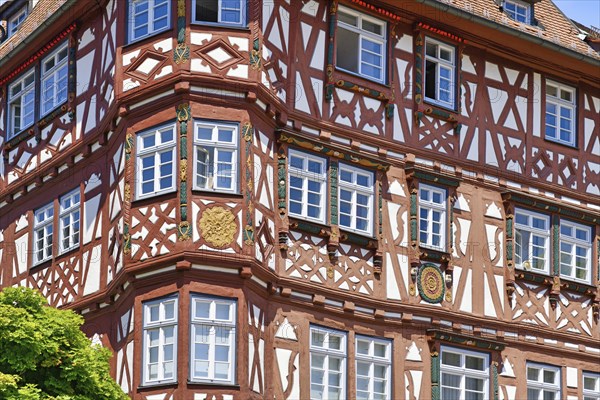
[{"xmin": 0, "ymin": 0, "xmax": 599, "ymax": 398}]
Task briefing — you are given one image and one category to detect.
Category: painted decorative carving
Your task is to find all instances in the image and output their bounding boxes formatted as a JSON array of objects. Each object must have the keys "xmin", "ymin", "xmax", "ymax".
[
  {"xmin": 174, "ymin": 0, "xmax": 189, "ymax": 64},
  {"xmin": 242, "ymin": 122, "xmax": 254, "ymax": 245},
  {"xmin": 417, "ymin": 263, "xmax": 445, "ymax": 303},
  {"xmin": 199, "ymin": 206, "xmax": 237, "ymax": 248}
]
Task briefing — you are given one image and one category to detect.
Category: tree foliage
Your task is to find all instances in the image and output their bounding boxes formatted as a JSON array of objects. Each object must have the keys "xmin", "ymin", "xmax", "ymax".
[{"xmin": 0, "ymin": 287, "xmax": 128, "ymax": 400}]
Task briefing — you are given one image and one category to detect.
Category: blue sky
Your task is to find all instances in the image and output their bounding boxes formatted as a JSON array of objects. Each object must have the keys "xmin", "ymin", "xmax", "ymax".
[{"xmin": 553, "ymin": 0, "xmax": 600, "ymax": 28}]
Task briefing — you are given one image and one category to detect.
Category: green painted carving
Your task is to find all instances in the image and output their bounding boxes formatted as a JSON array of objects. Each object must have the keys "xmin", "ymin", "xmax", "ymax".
[
  {"xmin": 325, "ymin": 1, "xmax": 337, "ymax": 102},
  {"xmin": 410, "ymin": 219, "xmax": 418, "ymax": 242},
  {"xmin": 174, "ymin": 0, "xmax": 189, "ymax": 64},
  {"xmin": 123, "ymin": 223, "xmax": 131, "ymax": 254},
  {"xmin": 278, "ymin": 132, "xmax": 389, "ymax": 171},
  {"xmin": 506, "ymin": 216, "xmax": 513, "ymax": 239},
  {"xmin": 410, "ymin": 190, "xmax": 418, "ymax": 242},
  {"xmin": 342, "ymin": 231, "xmax": 377, "ymax": 248},
  {"xmin": 244, "ymin": 122, "xmax": 254, "ymax": 245},
  {"xmin": 417, "ymin": 263, "xmax": 445, "ymax": 304},
  {"xmin": 378, "ymin": 181, "xmax": 383, "ymax": 236},
  {"xmin": 504, "ymin": 193, "xmax": 598, "ymax": 224},
  {"xmin": 552, "ymin": 215, "xmax": 559, "ymax": 275},
  {"xmin": 250, "ymin": 38, "xmax": 261, "ymax": 69},
  {"xmin": 177, "ymin": 103, "xmax": 190, "ymax": 240},
  {"xmin": 492, "ymin": 362, "xmax": 499, "ymax": 400},
  {"xmin": 410, "ymin": 170, "xmax": 460, "ymax": 187},
  {"xmin": 330, "ymin": 161, "xmax": 339, "ymax": 225},
  {"xmin": 414, "ymin": 32, "xmax": 423, "ymax": 104},
  {"xmin": 335, "ymin": 79, "xmax": 388, "ymax": 101},
  {"xmin": 597, "ymin": 240, "xmax": 600, "ymax": 281},
  {"xmin": 278, "ymin": 148, "xmax": 287, "ymax": 212},
  {"xmin": 431, "ymin": 350, "xmax": 440, "ymax": 400},
  {"xmin": 385, "ymin": 103, "xmax": 394, "ymax": 119},
  {"xmin": 427, "ymin": 330, "xmax": 506, "ymax": 351},
  {"xmin": 125, "ymin": 133, "xmax": 134, "ymax": 162},
  {"xmin": 506, "ymin": 241, "xmax": 513, "ymax": 263}
]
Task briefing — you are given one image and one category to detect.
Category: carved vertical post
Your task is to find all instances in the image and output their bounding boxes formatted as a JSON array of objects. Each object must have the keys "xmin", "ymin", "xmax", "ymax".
[
  {"xmin": 174, "ymin": 0, "xmax": 190, "ymax": 64},
  {"xmin": 123, "ymin": 131, "xmax": 134, "ymax": 255},
  {"xmin": 373, "ymin": 174, "xmax": 383, "ymax": 275},
  {"xmin": 328, "ymin": 160, "xmax": 339, "ymax": 279},
  {"xmin": 549, "ymin": 215, "xmax": 560, "ymax": 308},
  {"xmin": 325, "ymin": 0, "xmax": 337, "ymax": 102},
  {"xmin": 277, "ymin": 146, "xmax": 289, "ymax": 251},
  {"xmin": 503, "ymin": 199, "xmax": 515, "ymax": 303},
  {"xmin": 67, "ymin": 30, "xmax": 77, "ymax": 120},
  {"xmin": 492, "ymin": 361, "xmax": 499, "ymax": 400},
  {"xmin": 408, "ymin": 173, "xmax": 420, "ymax": 296},
  {"xmin": 430, "ymin": 344, "xmax": 440, "ymax": 400},
  {"xmin": 177, "ymin": 103, "xmax": 191, "ymax": 240},
  {"xmin": 242, "ymin": 122, "xmax": 254, "ymax": 247}
]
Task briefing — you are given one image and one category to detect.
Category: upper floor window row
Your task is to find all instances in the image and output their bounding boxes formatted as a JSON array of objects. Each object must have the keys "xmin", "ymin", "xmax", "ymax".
[
  {"xmin": 7, "ymin": 5, "xmax": 29, "ymax": 37},
  {"xmin": 545, "ymin": 80, "xmax": 576, "ymax": 147},
  {"xmin": 6, "ymin": 42, "xmax": 69, "ymax": 140},
  {"xmin": 514, "ymin": 207, "xmax": 594, "ymax": 284},
  {"xmin": 503, "ymin": 0, "xmax": 532, "ymax": 24},
  {"xmin": 287, "ymin": 149, "xmax": 375, "ymax": 237},
  {"xmin": 127, "ymin": 0, "xmax": 247, "ymax": 43},
  {"xmin": 135, "ymin": 120, "xmax": 239, "ymax": 200}
]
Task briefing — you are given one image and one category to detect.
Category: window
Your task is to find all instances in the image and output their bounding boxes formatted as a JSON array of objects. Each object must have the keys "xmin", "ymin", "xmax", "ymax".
[
  {"xmin": 584, "ymin": 373, "xmax": 600, "ymax": 400},
  {"xmin": 526, "ymin": 363, "xmax": 560, "ymax": 400},
  {"xmin": 41, "ymin": 43, "xmax": 69, "ymax": 116},
  {"xmin": 8, "ymin": 6, "xmax": 28, "ymax": 36},
  {"xmin": 440, "ymin": 347, "xmax": 489, "ymax": 400},
  {"xmin": 193, "ymin": 121, "xmax": 239, "ymax": 193},
  {"xmin": 504, "ymin": 0, "xmax": 531, "ymax": 24},
  {"xmin": 355, "ymin": 336, "xmax": 391, "ymax": 400},
  {"xmin": 128, "ymin": 0, "xmax": 171, "ymax": 43},
  {"xmin": 192, "ymin": 0, "xmax": 247, "ymax": 27},
  {"xmin": 545, "ymin": 81, "xmax": 576, "ymax": 147},
  {"xmin": 288, "ymin": 150, "xmax": 327, "ymax": 224},
  {"xmin": 336, "ymin": 6, "xmax": 386, "ymax": 83},
  {"xmin": 310, "ymin": 326, "xmax": 347, "ymax": 400},
  {"xmin": 33, "ymin": 203, "xmax": 54, "ymax": 265},
  {"xmin": 419, "ymin": 184, "xmax": 447, "ymax": 251},
  {"xmin": 7, "ymin": 69, "xmax": 35, "ymax": 139},
  {"xmin": 136, "ymin": 124, "xmax": 177, "ymax": 199},
  {"xmin": 59, "ymin": 190, "xmax": 80, "ymax": 254},
  {"xmin": 559, "ymin": 220, "xmax": 592, "ymax": 283},
  {"xmin": 514, "ymin": 209, "xmax": 550, "ymax": 273},
  {"xmin": 142, "ymin": 296, "xmax": 178, "ymax": 385},
  {"xmin": 339, "ymin": 164, "xmax": 374, "ymax": 236},
  {"xmin": 424, "ymin": 37, "xmax": 456, "ymax": 109},
  {"xmin": 190, "ymin": 296, "xmax": 237, "ymax": 384}
]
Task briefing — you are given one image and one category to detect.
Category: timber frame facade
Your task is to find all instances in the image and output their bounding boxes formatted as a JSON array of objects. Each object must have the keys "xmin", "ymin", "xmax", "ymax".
[{"xmin": 0, "ymin": 0, "xmax": 599, "ymax": 399}]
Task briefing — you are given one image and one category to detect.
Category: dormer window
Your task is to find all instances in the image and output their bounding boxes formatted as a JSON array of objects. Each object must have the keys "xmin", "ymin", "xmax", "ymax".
[
  {"xmin": 8, "ymin": 5, "xmax": 28, "ymax": 36},
  {"xmin": 504, "ymin": 0, "xmax": 531, "ymax": 24}
]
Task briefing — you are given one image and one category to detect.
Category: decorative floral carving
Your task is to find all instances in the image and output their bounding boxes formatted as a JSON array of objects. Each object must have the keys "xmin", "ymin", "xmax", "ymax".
[
  {"xmin": 199, "ymin": 206, "xmax": 237, "ymax": 248},
  {"xmin": 418, "ymin": 264, "xmax": 445, "ymax": 303}
]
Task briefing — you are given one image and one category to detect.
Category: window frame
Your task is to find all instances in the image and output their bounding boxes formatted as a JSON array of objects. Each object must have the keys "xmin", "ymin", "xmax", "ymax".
[
  {"xmin": 41, "ymin": 42, "xmax": 69, "ymax": 117},
  {"xmin": 128, "ymin": 0, "xmax": 172, "ymax": 44},
  {"xmin": 336, "ymin": 5, "xmax": 387, "ymax": 84},
  {"xmin": 142, "ymin": 296, "xmax": 178, "ymax": 386},
  {"xmin": 7, "ymin": 69, "xmax": 36, "ymax": 140},
  {"xmin": 189, "ymin": 295, "xmax": 237, "ymax": 384},
  {"xmin": 504, "ymin": 0, "xmax": 532, "ymax": 24},
  {"xmin": 583, "ymin": 372, "xmax": 600, "ymax": 400},
  {"xmin": 191, "ymin": 0, "xmax": 248, "ymax": 28},
  {"xmin": 338, "ymin": 163, "xmax": 375, "ymax": 236},
  {"xmin": 287, "ymin": 149, "xmax": 328, "ymax": 225},
  {"xmin": 7, "ymin": 5, "xmax": 28, "ymax": 37},
  {"xmin": 309, "ymin": 325, "xmax": 347, "ymax": 400},
  {"xmin": 58, "ymin": 189, "xmax": 81, "ymax": 255},
  {"xmin": 355, "ymin": 335, "xmax": 392, "ymax": 400},
  {"xmin": 559, "ymin": 219, "xmax": 592, "ymax": 284},
  {"xmin": 418, "ymin": 183, "xmax": 448, "ymax": 252},
  {"xmin": 135, "ymin": 123, "xmax": 178, "ymax": 200},
  {"xmin": 545, "ymin": 80, "xmax": 576, "ymax": 147},
  {"xmin": 514, "ymin": 208, "xmax": 551, "ymax": 274},
  {"xmin": 526, "ymin": 363, "xmax": 561, "ymax": 400},
  {"xmin": 192, "ymin": 120, "xmax": 239, "ymax": 194},
  {"xmin": 33, "ymin": 202, "xmax": 54, "ymax": 266},
  {"xmin": 423, "ymin": 37, "xmax": 456, "ymax": 110},
  {"xmin": 440, "ymin": 346, "xmax": 490, "ymax": 400}
]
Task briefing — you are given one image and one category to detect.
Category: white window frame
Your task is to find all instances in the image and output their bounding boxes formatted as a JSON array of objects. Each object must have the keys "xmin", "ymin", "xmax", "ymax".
[
  {"xmin": 545, "ymin": 80, "xmax": 576, "ymax": 147},
  {"xmin": 288, "ymin": 149, "xmax": 327, "ymax": 224},
  {"xmin": 310, "ymin": 325, "xmax": 347, "ymax": 400},
  {"xmin": 189, "ymin": 295, "xmax": 237, "ymax": 384},
  {"xmin": 58, "ymin": 189, "xmax": 81, "ymax": 254},
  {"xmin": 33, "ymin": 203, "xmax": 54, "ymax": 266},
  {"xmin": 355, "ymin": 336, "xmax": 392, "ymax": 400},
  {"xmin": 559, "ymin": 220, "xmax": 592, "ymax": 283},
  {"xmin": 424, "ymin": 37, "xmax": 456, "ymax": 109},
  {"xmin": 338, "ymin": 163, "xmax": 374, "ymax": 236},
  {"xmin": 583, "ymin": 372, "xmax": 600, "ymax": 400},
  {"xmin": 193, "ymin": 121, "xmax": 239, "ymax": 193},
  {"xmin": 7, "ymin": 69, "xmax": 36, "ymax": 140},
  {"xmin": 514, "ymin": 208, "xmax": 550, "ymax": 274},
  {"xmin": 419, "ymin": 184, "xmax": 447, "ymax": 251},
  {"xmin": 8, "ymin": 5, "xmax": 28, "ymax": 36},
  {"xmin": 526, "ymin": 363, "xmax": 560, "ymax": 400},
  {"xmin": 142, "ymin": 296, "xmax": 178, "ymax": 385},
  {"xmin": 504, "ymin": 0, "xmax": 531, "ymax": 24},
  {"xmin": 135, "ymin": 123, "xmax": 177, "ymax": 200},
  {"xmin": 41, "ymin": 42, "xmax": 69, "ymax": 116},
  {"xmin": 191, "ymin": 0, "xmax": 247, "ymax": 27},
  {"xmin": 128, "ymin": 0, "xmax": 171, "ymax": 43},
  {"xmin": 440, "ymin": 346, "xmax": 489, "ymax": 400},
  {"xmin": 336, "ymin": 5, "xmax": 387, "ymax": 83}
]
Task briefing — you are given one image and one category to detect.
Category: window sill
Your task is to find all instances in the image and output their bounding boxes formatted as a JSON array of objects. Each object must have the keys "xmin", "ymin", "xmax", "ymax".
[
  {"xmin": 5, "ymin": 125, "xmax": 35, "ymax": 150},
  {"xmin": 335, "ymin": 66, "xmax": 388, "ymax": 88},
  {"xmin": 191, "ymin": 188, "xmax": 243, "ymax": 198},
  {"xmin": 417, "ymin": 102, "xmax": 460, "ymax": 127},
  {"xmin": 543, "ymin": 136, "xmax": 578, "ymax": 150},
  {"xmin": 190, "ymin": 22, "xmax": 250, "ymax": 32},
  {"xmin": 39, "ymin": 102, "xmax": 70, "ymax": 127},
  {"xmin": 137, "ymin": 381, "xmax": 178, "ymax": 390},
  {"xmin": 419, "ymin": 246, "xmax": 451, "ymax": 263},
  {"xmin": 133, "ymin": 189, "xmax": 178, "ymax": 204},
  {"xmin": 30, "ymin": 258, "xmax": 52, "ymax": 272},
  {"xmin": 186, "ymin": 380, "xmax": 240, "ymax": 389},
  {"xmin": 123, "ymin": 27, "xmax": 173, "ymax": 50}
]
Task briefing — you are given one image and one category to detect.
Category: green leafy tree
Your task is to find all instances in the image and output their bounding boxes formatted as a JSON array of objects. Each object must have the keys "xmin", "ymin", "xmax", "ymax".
[{"xmin": 0, "ymin": 287, "xmax": 128, "ymax": 400}]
